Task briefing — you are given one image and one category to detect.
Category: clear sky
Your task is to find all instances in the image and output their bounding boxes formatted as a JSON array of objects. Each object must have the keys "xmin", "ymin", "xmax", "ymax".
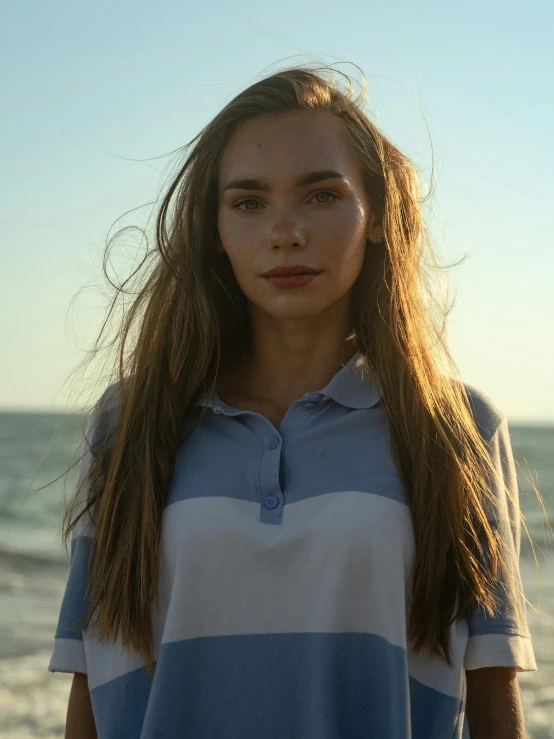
[{"xmin": 2, "ymin": 0, "xmax": 552, "ymax": 422}]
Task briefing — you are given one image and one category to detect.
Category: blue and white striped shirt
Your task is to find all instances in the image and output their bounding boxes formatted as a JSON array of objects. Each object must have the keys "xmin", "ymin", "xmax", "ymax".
[{"xmin": 48, "ymin": 350, "xmax": 536, "ymax": 738}]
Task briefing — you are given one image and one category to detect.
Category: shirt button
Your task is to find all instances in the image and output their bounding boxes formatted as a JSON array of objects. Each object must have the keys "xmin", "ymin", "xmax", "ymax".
[
  {"xmin": 264, "ymin": 496, "xmax": 279, "ymax": 509},
  {"xmin": 268, "ymin": 437, "xmax": 280, "ymax": 449},
  {"xmin": 304, "ymin": 401, "xmax": 318, "ymax": 409}
]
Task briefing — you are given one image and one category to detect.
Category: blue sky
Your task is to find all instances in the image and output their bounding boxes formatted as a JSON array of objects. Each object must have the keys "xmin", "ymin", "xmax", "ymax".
[{"xmin": 2, "ymin": 0, "xmax": 552, "ymax": 422}]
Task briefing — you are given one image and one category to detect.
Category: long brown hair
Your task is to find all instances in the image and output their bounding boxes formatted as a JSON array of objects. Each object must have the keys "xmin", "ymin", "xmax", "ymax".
[{"xmin": 51, "ymin": 62, "xmax": 546, "ymax": 679}]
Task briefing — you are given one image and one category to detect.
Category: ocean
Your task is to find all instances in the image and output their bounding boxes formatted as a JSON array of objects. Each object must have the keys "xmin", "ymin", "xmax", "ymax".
[{"xmin": 0, "ymin": 412, "xmax": 553, "ymax": 737}]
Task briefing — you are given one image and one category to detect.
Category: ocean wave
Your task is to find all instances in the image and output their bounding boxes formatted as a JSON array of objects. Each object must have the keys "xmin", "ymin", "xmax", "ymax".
[{"xmin": 0, "ymin": 545, "xmax": 69, "ymax": 571}]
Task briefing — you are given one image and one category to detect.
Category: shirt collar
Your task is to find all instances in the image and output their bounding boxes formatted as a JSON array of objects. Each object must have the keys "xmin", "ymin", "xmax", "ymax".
[
  {"xmin": 320, "ymin": 350, "xmax": 382, "ymax": 409},
  {"xmin": 198, "ymin": 350, "xmax": 382, "ymax": 412}
]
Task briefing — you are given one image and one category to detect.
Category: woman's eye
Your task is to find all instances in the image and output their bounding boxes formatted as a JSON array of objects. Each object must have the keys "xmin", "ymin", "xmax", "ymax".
[
  {"xmin": 231, "ymin": 190, "xmax": 340, "ymax": 213},
  {"xmin": 233, "ymin": 198, "xmax": 258, "ymax": 212},
  {"xmin": 312, "ymin": 190, "xmax": 339, "ymax": 205}
]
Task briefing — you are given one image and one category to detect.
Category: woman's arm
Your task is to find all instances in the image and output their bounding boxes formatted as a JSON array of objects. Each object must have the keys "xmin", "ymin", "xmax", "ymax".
[
  {"xmin": 65, "ymin": 672, "xmax": 97, "ymax": 739},
  {"xmin": 465, "ymin": 666, "xmax": 527, "ymax": 738}
]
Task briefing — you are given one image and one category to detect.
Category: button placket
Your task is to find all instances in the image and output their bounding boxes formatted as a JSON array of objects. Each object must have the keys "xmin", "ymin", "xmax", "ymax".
[{"xmin": 259, "ymin": 431, "xmax": 283, "ymax": 524}]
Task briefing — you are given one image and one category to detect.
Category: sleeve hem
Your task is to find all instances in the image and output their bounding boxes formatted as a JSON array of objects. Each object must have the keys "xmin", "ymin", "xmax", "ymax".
[
  {"xmin": 48, "ymin": 637, "xmax": 87, "ymax": 674},
  {"xmin": 464, "ymin": 632, "xmax": 537, "ymax": 672}
]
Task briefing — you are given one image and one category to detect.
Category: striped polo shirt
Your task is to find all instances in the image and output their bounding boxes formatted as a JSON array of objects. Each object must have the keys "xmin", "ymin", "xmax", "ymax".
[{"xmin": 48, "ymin": 350, "xmax": 536, "ymax": 738}]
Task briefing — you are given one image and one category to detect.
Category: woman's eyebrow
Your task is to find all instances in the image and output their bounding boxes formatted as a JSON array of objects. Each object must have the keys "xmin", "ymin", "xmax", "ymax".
[{"xmin": 222, "ymin": 169, "xmax": 348, "ymax": 193}]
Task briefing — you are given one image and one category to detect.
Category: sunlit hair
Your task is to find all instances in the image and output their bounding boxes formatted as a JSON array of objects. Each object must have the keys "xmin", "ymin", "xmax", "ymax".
[{"xmin": 50, "ymin": 62, "xmax": 546, "ymax": 679}]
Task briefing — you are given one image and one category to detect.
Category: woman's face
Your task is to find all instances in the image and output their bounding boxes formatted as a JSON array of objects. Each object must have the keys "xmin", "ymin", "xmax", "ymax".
[{"xmin": 217, "ymin": 110, "xmax": 380, "ymax": 323}]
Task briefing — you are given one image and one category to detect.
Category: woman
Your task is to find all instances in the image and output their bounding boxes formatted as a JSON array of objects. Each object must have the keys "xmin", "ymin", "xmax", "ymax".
[{"xmin": 48, "ymin": 65, "xmax": 537, "ymax": 738}]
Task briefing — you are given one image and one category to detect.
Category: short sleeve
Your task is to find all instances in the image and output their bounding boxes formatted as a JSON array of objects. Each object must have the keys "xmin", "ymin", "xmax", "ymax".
[
  {"xmin": 47, "ymin": 403, "xmax": 101, "ymax": 675},
  {"xmin": 463, "ymin": 417, "xmax": 537, "ymax": 672}
]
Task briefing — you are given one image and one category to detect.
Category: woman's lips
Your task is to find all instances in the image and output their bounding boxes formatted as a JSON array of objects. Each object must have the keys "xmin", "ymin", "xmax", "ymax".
[{"xmin": 264, "ymin": 272, "xmax": 321, "ymax": 288}]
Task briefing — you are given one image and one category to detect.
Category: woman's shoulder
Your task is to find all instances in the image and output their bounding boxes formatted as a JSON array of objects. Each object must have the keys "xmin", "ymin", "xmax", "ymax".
[
  {"xmin": 86, "ymin": 378, "xmax": 128, "ymax": 444},
  {"xmin": 459, "ymin": 380, "xmax": 507, "ymax": 441}
]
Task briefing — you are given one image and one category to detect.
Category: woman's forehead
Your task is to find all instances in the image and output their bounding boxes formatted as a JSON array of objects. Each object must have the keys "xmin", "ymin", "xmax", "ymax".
[{"xmin": 218, "ymin": 112, "xmax": 358, "ymax": 186}]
